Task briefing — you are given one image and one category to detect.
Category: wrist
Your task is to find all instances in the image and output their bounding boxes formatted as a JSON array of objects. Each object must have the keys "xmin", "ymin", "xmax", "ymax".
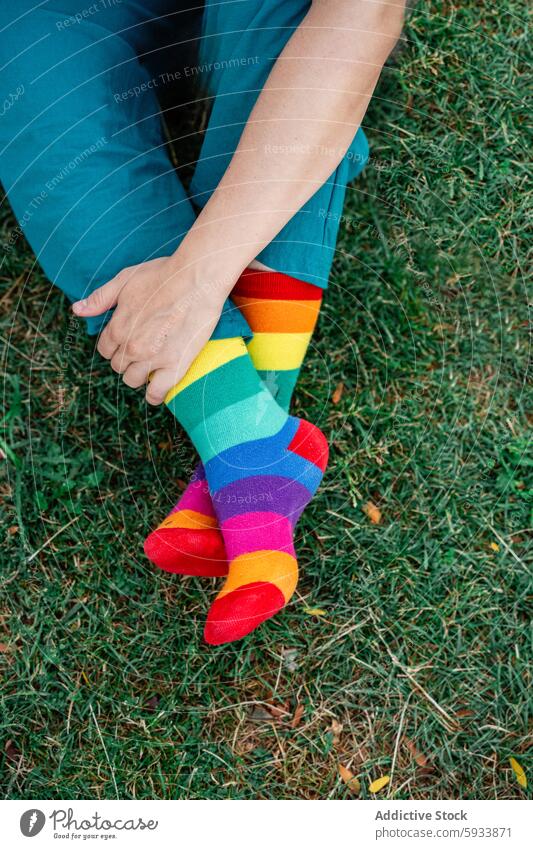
[{"xmin": 168, "ymin": 222, "xmax": 250, "ymax": 301}]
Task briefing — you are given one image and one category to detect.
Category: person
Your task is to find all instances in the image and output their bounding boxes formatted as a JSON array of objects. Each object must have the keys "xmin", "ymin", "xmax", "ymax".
[{"xmin": 0, "ymin": 0, "xmax": 405, "ymax": 644}]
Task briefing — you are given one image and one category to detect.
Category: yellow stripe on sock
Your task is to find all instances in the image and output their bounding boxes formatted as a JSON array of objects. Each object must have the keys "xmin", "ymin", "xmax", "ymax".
[
  {"xmin": 246, "ymin": 332, "xmax": 312, "ymax": 370},
  {"xmin": 165, "ymin": 338, "xmax": 247, "ymax": 404}
]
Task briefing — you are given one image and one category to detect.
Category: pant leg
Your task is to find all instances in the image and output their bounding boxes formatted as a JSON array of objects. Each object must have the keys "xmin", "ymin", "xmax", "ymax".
[
  {"xmin": 0, "ymin": 0, "xmax": 250, "ymax": 339},
  {"xmin": 190, "ymin": 0, "xmax": 369, "ymax": 289}
]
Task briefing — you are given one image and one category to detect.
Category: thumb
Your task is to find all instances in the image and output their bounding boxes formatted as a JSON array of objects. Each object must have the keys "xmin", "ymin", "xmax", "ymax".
[{"xmin": 72, "ymin": 274, "xmax": 124, "ymax": 317}]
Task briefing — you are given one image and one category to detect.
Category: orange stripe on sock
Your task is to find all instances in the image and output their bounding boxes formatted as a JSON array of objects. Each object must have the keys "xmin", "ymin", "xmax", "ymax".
[
  {"xmin": 218, "ymin": 550, "xmax": 298, "ymax": 603},
  {"xmin": 232, "ymin": 296, "xmax": 321, "ymax": 332},
  {"xmin": 158, "ymin": 509, "xmax": 219, "ymax": 531}
]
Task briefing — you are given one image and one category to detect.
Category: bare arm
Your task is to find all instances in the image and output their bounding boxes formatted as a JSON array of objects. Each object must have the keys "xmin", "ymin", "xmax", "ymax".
[
  {"xmin": 74, "ymin": 0, "xmax": 406, "ymax": 402},
  {"xmin": 178, "ymin": 0, "xmax": 405, "ymax": 276}
]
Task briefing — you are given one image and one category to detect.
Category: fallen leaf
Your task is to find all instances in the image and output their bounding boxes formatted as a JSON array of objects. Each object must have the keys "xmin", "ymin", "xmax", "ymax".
[
  {"xmin": 291, "ymin": 704, "xmax": 304, "ymax": 728},
  {"xmin": 339, "ymin": 764, "xmax": 361, "ymax": 794},
  {"xmin": 177, "ymin": 479, "xmax": 187, "ymax": 491},
  {"xmin": 490, "ymin": 542, "xmax": 500, "ymax": 552},
  {"xmin": 369, "ymin": 775, "xmax": 390, "ymax": 793},
  {"xmin": 265, "ymin": 700, "xmax": 291, "ymax": 720},
  {"xmin": 0, "ymin": 643, "xmax": 10, "ymax": 652},
  {"xmin": 509, "ymin": 757, "xmax": 527, "ymax": 789},
  {"xmin": 7, "ymin": 526, "xmax": 18, "ymax": 536},
  {"xmin": 455, "ymin": 708, "xmax": 474, "ymax": 718},
  {"xmin": 403, "ymin": 736, "xmax": 428, "ymax": 767},
  {"xmin": 332, "ymin": 382, "xmax": 344, "ymax": 404},
  {"xmin": 145, "ymin": 695, "xmax": 160, "ymax": 712},
  {"xmin": 304, "ymin": 607, "xmax": 327, "ymax": 617},
  {"xmin": 5, "ymin": 739, "xmax": 20, "ymax": 762},
  {"xmin": 363, "ymin": 501, "xmax": 382, "ymax": 524}
]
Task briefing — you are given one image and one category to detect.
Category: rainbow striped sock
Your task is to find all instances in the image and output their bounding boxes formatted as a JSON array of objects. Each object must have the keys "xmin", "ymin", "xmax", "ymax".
[
  {"xmin": 233, "ymin": 268, "xmax": 323, "ymax": 410},
  {"xmin": 144, "ymin": 270, "xmax": 323, "ymax": 576},
  {"xmin": 164, "ymin": 337, "xmax": 328, "ymax": 644}
]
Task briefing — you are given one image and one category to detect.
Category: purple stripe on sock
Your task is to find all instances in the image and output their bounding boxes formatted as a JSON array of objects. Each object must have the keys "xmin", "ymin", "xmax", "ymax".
[{"xmin": 212, "ymin": 476, "xmax": 311, "ymax": 524}]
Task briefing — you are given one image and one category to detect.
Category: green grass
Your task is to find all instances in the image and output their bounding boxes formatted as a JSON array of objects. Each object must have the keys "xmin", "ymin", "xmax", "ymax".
[{"xmin": 1, "ymin": 2, "xmax": 531, "ymax": 800}]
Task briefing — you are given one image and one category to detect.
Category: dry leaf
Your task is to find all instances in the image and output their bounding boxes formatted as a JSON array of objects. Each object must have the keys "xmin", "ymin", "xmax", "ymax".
[
  {"xmin": 265, "ymin": 700, "xmax": 291, "ymax": 720},
  {"xmin": 509, "ymin": 757, "xmax": 527, "ymax": 789},
  {"xmin": 455, "ymin": 708, "xmax": 474, "ymax": 718},
  {"xmin": 291, "ymin": 704, "xmax": 304, "ymax": 728},
  {"xmin": 403, "ymin": 736, "xmax": 428, "ymax": 767},
  {"xmin": 7, "ymin": 526, "xmax": 18, "ymax": 536},
  {"xmin": 5, "ymin": 739, "xmax": 20, "ymax": 762},
  {"xmin": 304, "ymin": 607, "xmax": 327, "ymax": 617},
  {"xmin": 339, "ymin": 764, "xmax": 361, "ymax": 794},
  {"xmin": 369, "ymin": 775, "xmax": 390, "ymax": 793},
  {"xmin": 490, "ymin": 542, "xmax": 500, "ymax": 552},
  {"xmin": 0, "ymin": 643, "xmax": 10, "ymax": 653},
  {"xmin": 332, "ymin": 382, "xmax": 344, "ymax": 404},
  {"xmin": 363, "ymin": 501, "xmax": 382, "ymax": 524}
]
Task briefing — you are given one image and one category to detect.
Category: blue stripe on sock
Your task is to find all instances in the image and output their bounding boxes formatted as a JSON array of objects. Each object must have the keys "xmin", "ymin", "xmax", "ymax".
[{"xmin": 204, "ymin": 417, "xmax": 322, "ymax": 494}]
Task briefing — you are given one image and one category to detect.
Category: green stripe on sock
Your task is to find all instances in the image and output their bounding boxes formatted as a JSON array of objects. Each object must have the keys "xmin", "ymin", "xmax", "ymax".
[
  {"xmin": 167, "ymin": 356, "xmax": 262, "ymax": 433},
  {"xmin": 190, "ymin": 389, "xmax": 287, "ymax": 462},
  {"xmin": 257, "ymin": 368, "xmax": 301, "ymax": 412}
]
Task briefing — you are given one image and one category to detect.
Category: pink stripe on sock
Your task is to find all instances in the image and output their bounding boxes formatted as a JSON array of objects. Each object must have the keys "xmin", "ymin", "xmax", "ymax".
[
  {"xmin": 221, "ymin": 511, "xmax": 295, "ymax": 560},
  {"xmin": 170, "ymin": 479, "xmax": 216, "ymax": 517}
]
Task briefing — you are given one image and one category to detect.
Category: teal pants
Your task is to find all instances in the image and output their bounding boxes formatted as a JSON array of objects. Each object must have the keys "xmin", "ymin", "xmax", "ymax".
[{"xmin": 0, "ymin": 0, "xmax": 368, "ymax": 338}]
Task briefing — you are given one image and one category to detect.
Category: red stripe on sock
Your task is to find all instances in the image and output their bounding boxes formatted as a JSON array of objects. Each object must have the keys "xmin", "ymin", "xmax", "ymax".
[
  {"xmin": 233, "ymin": 269, "xmax": 323, "ymax": 300},
  {"xmin": 288, "ymin": 419, "xmax": 329, "ymax": 472}
]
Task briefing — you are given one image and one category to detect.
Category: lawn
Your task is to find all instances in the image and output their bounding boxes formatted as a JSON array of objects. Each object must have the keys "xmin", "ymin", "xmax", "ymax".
[{"xmin": 1, "ymin": 2, "xmax": 531, "ymax": 800}]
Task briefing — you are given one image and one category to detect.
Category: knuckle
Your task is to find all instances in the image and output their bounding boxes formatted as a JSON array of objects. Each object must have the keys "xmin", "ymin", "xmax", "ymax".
[
  {"xmin": 125, "ymin": 340, "xmax": 142, "ymax": 359},
  {"xmin": 107, "ymin": 323, "xmax": 121, "ymax": 344}
]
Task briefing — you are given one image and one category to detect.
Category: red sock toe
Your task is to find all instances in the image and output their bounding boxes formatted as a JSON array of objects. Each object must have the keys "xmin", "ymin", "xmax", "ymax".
[
  {"xmin": 203, "ymin": 581, "xmax": 286, "ymax": 645},
  {"xmin": 144, "ymin": 527, "xmax": 227, "ymax": 577}
]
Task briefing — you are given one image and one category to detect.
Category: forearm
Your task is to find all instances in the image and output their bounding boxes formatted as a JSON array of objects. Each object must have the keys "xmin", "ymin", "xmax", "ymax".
[{"xmin": 173, "ymin": 0, "xmax": 405, "ymax": 288}]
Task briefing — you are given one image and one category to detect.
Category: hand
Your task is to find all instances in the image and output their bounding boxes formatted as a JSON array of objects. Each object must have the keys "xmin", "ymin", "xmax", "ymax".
[{"xmin": 72, "ymin": 256, "xmax": 229, "ymax": 405}]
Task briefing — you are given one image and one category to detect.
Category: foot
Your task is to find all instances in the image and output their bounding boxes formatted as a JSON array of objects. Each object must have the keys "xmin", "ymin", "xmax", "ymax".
[
  {"xmin": 203, "ymin": 417, "xmax": 328, "ymax": 644},
  {"xmin": 143, "ymin": 464, "xmax": 227, "ymax": 577}
]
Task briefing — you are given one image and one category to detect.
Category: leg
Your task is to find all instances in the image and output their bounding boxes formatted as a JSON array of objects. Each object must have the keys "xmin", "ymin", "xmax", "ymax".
[
  {"xmin": 0, "ymin": 0, "xmax": 250, "ymax": 339},
  {"xmin": 163, "ymin": 336, "xmax": 328, "ymax": 643},
  {"xmin": 144, "ymin": 268, "xmax": 324, "ymax": 573},
  {"xmin": 144, "ymin": 0, "xmax": 367, "ymax": 574},
  {"xmin": 0, "ymin": 0, "xmax": 194, "ymax": 333}
]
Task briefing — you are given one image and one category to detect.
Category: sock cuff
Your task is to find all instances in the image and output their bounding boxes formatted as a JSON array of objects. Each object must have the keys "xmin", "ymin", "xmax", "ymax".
[{"xmin": 233, "ymin": 268, "xmax": 323, "ymax": 300}]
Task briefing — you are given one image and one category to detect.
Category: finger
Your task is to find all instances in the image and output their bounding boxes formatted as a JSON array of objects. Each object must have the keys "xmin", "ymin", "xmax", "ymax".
[
  {"xmin": 96, "ymin": 322, "xmax": 120, "ymax": 360},
  {"xmin": 110, "ymin": 346, "xmax": 132, "ymax": 375},
  {"xmin": 146, "ymin": 368, "xmax": 183, "ymax": 406},
  {"xmin": 72, "ymin": 273, "xmax": 125, "ymax": 317},
  {"xmin": 123, "ymin": 361, "xmax": 152, "ymax": 389}
]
